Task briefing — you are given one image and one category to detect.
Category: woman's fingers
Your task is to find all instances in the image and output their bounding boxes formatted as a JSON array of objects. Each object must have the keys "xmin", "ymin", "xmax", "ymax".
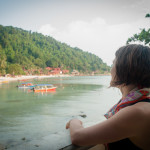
[
  {"xmin": 66, "ymin": 119, "xmax": 83, "ymax": 129},
  {"xmin": 66, "ymin": 121, "xmax": 70, "ymax": 129}
]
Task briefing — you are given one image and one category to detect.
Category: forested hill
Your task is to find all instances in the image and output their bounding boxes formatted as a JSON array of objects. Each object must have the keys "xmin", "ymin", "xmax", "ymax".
[{"xmin": 0, "ymin": 25, "xmax": 110, "ymax": 75}]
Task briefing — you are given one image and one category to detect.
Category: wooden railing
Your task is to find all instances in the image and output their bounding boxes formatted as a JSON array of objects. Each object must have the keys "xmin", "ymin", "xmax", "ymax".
[
  {"xmin": 2, "ymin": 130, "xmax": 95, "ymax": 150},
  {"xmin": 60, "ymin": 144, "xmax": 106, "ymax": 150},
  {"xmin": 3, "ymin": 128, "xmax": 105, "ymax": 150},
  {"xmin": 60, "ymin": 144, "xmax": 94, "ymax": 150}
]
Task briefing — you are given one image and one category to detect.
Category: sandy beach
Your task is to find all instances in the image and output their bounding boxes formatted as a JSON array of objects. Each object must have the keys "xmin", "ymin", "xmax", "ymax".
[{"xmin": 0, "ymin": 74, "xmax": 71, "ymax": 83}]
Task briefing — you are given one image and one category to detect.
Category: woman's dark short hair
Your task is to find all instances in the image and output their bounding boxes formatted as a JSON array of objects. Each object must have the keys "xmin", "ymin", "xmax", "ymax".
[{"xmin": 111, "ymin": 44, "xmax": 150, "ymax": 88}]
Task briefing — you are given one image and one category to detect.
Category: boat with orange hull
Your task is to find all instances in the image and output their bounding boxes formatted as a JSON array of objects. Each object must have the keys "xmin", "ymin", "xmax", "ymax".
[
  {"xmin": 19, "ymin": 79, "xmax": 28, "ymax": 82},
  {"xmin": 17, "ymin": 82, "xmax": 35, "ymax": 88},
  {"xmin": 1, "ymin": 80, "xmax": 9, "ymax": 83},
  {"xmin": 32, "ymin": 84, "xmax": 56, "ymax": 92}
]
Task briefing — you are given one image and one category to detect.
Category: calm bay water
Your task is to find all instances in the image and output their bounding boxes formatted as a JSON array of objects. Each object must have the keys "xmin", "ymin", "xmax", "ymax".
[{"xmin": 0, "ymin": 76, "xmax": 120, "ymax": 146}]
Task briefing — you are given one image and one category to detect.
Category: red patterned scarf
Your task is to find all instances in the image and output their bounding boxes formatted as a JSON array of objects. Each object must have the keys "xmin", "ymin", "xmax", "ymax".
[{"xmin": 104, "ymin": 88, "xmax": 150, "ymax": 119}]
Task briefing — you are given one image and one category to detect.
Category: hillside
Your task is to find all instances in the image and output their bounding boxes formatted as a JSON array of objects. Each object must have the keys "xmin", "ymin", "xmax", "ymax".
[{"xmin": 0, "ymin": 25, "xmax": 110, "ymax": 75}]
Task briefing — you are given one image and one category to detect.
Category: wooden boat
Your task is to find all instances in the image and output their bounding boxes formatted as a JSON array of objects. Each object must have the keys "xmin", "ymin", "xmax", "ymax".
[
  {"xmin": 17, "ymin": 82, "xmax": 35, "ymax": 88},
  {"xmin": 33, "ymin": 84, "xmax": 56, "ymax": 92},
  {"xmin": 19, "ymin": 78, "xmax": 32, "ymax": 82},
  {"xmin": 19, "ymin": 79, "xmax": 28, "ymax": 82},
  {"xmin": 2, "ymin": 80, "xmax": 9, "ymax": 83}
]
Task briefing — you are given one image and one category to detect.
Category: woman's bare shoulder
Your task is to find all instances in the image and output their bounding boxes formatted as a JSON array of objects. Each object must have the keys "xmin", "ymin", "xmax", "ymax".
[
  {"xmin": 131, "ymin": 102, "xmax": 150, "ymax": 115},
  {"xmin": 116, "ymin": 102, "xmax": 150, "ymax": 131},
  {"xmin": 116, "ymin": 102, "xmax": 150, "ymax": 122}
]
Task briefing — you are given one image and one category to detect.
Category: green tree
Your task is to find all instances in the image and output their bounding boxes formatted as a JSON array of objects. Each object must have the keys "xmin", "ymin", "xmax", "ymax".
[
  {"xmin": 0, "ymin": 45, "xmax": 7, "ymax": 75},
  {"xmin": 34, "ymin": 58, "xmax": 46, "ymax": 68},
  {"xmin": 127, "ymin": 14, "xmax": 150, "ymax": 45},
  {"xmin": 0, "ymin": 24, "xmax": 110, "ymax": 74},
  {"xmin": 7, "ymin": 64, "xmax": 24, "ymax": 75},
  {"xmin": 145, "ymin": 13, "xmax": 150, "ymax": 18}
]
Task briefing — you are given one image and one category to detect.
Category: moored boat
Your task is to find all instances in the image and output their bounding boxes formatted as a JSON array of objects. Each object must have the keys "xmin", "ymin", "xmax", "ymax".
[
  {"xmin": 19, "ymin": 79, "xmax": 28, "ymax": 82},
  {"xmin": 32, "ymin": 84, "xmax": 56, "ymax": 92},
  {"xmin": 1, "ymin": 80, "xmax": 9, "ymax": 83},
  {"xmin": 17, "ymin": 82, "xmax": 35, "ymax": 88}
]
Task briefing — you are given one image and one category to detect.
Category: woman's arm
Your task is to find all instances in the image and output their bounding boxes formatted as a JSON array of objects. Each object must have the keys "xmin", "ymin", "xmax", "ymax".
[
  {"xmin": 66, "ymin": 119, "xmax": 84, "ymax": 144},
  {"xmin": 66, "ymin": 105, "xmax": 145, "ymax": 146}
]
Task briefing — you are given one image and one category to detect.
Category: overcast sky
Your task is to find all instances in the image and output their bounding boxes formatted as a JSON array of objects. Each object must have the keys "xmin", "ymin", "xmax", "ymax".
[{"xmin": 0, "ymin": 0, "xmax": 150, "ymax": 65}]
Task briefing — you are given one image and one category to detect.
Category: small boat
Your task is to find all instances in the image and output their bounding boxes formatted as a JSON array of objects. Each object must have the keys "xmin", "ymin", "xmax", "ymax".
[
  {"xmin": 19, "ymin": 79, "xmax": 28, "ymax": 82},
  {"xmin": 2, "ymin": 80, "xmax": 9, "ymax": 83},
  {"xmin": 32, "ymin": 84, "xmax": 56, "ymax": 92},
  {"xmin": 17, "ymin": 82, "xmax": 35, "ymax": 88}
]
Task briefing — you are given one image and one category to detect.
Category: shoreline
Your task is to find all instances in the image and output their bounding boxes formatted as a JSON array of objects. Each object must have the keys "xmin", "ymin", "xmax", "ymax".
[
  {"xmin": 0, "ymin": 74, "xmax": 110, "ymax": 83},
  {"xmin": 0, "ymin": 75, "xmax": 71, "ymax": 83}
]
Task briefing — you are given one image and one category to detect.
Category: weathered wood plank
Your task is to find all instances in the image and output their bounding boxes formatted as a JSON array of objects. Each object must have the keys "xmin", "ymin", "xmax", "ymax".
[{"xmin": 60, "ymin": 144, "xmax": 94, "ymax": 150}]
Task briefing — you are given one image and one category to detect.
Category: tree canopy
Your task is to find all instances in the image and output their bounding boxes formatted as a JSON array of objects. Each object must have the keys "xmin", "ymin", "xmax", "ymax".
[
  {"xmin": 0, "ymin": 25, "xmax": 110, "ymax": 75},
  {"xmin": 127, "ymin": 13, "xmax": 150, "ymax": 46}
]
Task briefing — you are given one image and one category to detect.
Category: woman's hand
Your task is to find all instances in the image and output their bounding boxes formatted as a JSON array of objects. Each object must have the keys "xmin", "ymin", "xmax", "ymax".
[{"xmin": 66, "ymin": 119, "xmax": 83, "ymax": 129}]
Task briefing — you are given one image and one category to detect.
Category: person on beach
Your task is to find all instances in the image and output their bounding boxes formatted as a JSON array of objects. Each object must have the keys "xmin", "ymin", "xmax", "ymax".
[{"xmin": 66, "ymin": 44, "xmax": 150, "ymax": 150}]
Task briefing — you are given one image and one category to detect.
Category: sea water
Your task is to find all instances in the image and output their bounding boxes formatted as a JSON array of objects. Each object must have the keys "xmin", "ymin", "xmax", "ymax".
[{"xmin": 0, "ymin": 76, "xmax": 121, "ymax": 147}]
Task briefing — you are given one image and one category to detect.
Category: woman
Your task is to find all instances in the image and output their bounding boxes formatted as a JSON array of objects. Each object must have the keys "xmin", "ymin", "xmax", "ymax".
[{"xmin": 66, "ymin": 44, "xmax": 150, "ymax": 150}]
